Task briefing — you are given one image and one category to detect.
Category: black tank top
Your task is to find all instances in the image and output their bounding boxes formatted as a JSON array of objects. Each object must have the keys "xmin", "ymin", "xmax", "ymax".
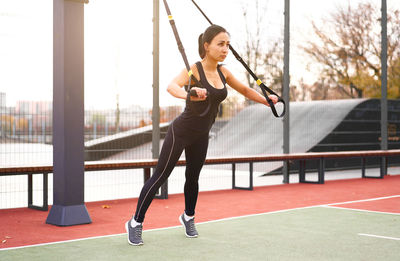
[{"xmin": 173, "ymin": 62, "xmax": 228, "ymax": 136}]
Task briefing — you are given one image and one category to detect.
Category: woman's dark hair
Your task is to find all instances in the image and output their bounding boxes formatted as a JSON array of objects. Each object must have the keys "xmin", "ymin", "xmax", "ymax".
[{"xmin": 198, "ymin": 24, "xmax": 229, "ymax": 59}]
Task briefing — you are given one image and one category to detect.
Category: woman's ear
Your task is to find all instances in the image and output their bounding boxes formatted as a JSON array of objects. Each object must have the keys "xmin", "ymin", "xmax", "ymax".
[{"xmin": 204, "ymin": 42, "xmax": 209, "ymax": 52}]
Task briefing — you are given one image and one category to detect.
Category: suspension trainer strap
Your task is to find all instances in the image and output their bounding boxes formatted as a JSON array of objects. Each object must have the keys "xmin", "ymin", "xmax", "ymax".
[
  {"xmin": 162, "ymin": 0, "xmax": 211, "ymax": 117},
  {"xmin": 190, "ymin": 0, "xmax": 286, "ymax": 118}
]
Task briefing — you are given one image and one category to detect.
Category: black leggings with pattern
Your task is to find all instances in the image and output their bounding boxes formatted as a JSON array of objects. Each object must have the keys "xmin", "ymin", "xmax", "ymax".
[{"xmin": 134, "ymin": 122, "xmax": 209, "ymax": 223}]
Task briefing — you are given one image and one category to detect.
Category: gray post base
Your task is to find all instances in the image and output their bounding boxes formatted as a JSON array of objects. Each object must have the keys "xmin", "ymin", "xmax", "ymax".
[{"xmin": 46, "ymin": 204, "xmax": 92, "ymax": 226}]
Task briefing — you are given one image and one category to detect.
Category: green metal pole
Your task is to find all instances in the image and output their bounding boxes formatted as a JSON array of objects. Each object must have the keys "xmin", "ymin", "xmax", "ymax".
[
  {"xmin": 380, "ymin": 0, "xmax": 388, "ymax": 175},
  {"xmin": 282, "ymin": 0, "xmax": 290, "ymax": 183},
  {"xmin": 152, "ymin": 0, "xmax": 168, "ymax": 198},
  {"xmin": 152, "ymin": 0, "xmax": 160, "ymax": 161}
]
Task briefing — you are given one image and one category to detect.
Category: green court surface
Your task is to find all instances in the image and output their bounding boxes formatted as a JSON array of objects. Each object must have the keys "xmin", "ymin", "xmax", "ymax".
[{"xmin": 1, "ymin": 207, "xmax": 399, "ymax": 261}]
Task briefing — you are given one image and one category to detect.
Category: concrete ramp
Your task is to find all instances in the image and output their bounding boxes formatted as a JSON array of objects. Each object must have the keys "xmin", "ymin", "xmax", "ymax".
[{"xmin": 206, "ymin": 99, "xmax": 366, "ymax": 172}]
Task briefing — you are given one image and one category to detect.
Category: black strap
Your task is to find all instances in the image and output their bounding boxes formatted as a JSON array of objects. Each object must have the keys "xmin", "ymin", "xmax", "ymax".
[
  {"xmin": 190, "ymin": 0, "xmax": 286, "ymax": 118},
  {"xmin": 217, "ymin": 64, "xmax": 227, "ymax": 85},
  {"xmin": 162, "ymin": 0, "xmax": 211, "ymax": 117}
]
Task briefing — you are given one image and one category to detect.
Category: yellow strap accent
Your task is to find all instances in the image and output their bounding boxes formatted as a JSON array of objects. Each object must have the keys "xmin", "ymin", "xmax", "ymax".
[
  {"xmin": 256, "ymin": 79, "xmax": 262, "ymax": 86},
  {"xmin": 188, "ymin": 70, "xmax": 193, "ymax": 77},
  {"xmin": 168, "ymin": 15, "xmax": 173, "ymax": 20}
]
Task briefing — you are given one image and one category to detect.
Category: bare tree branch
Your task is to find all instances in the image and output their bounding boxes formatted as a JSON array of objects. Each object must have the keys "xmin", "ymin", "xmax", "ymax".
[{"xmin": 302, "ymin": 1, "xmax": 400, "ymax": 99}]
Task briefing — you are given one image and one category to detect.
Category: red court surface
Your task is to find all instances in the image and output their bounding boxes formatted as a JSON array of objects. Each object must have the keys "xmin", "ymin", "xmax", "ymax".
[{"xmin": 1, "ymin": 175, "xmax": 400, "ymax": 249}]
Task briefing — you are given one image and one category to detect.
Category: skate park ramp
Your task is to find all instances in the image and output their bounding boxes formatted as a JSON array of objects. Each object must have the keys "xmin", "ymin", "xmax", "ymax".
[
  {"xmin": 206, "ymin": 99, "xmax": 367, "ymax": 173},
  {"xmin": 104, "ymin": 98, "xmax": 399, "ymax": 174}
]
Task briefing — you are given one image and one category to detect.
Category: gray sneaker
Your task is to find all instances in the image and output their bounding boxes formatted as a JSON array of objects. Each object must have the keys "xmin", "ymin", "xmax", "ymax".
[
  {"xmin": 179, "ymin": 213, "xmax": 198, "ymax": 238},
  {"xmin": 125, "ymin": 221, "xmax": 144, "ymax": 246}
]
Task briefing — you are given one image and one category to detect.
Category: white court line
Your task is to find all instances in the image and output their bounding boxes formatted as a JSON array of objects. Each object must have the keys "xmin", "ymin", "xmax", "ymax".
[
  {"xmin": 2, "ymin": 194, "xmax": 400, "ymax": 251},
  {"xmin": 322, "ymin": 195, "xmax": 400, "ymax": 206},
  {"xmin": 322, "ymin": 205, "xmax": 400, "ymax": 216},
  {"xmin": 0, "ymin": 206, "xmax": 319, "ymax": 252},
  {"xmin": 358, "ymin": 233, "xmax": 400, "ymax": 241}
]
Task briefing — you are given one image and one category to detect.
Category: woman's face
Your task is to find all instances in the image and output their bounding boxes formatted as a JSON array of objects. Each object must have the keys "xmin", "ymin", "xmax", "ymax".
[{"xmin": 204, "ymin": 32, "xmax": 230, "ymax": 62}]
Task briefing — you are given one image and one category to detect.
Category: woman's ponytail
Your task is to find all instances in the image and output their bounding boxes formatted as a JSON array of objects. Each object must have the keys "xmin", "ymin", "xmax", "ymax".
[{"xmin": 198, "ymin": 33, "xmax": 205, "ymax": 59}]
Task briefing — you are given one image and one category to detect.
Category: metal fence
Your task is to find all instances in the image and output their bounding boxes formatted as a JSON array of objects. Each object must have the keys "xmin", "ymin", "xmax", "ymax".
[{"xmin": 1, "ymin": 0, "xmax": 399, "ymax": 209}]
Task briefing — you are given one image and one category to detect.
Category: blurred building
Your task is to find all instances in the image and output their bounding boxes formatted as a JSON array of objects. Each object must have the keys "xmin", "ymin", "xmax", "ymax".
[
  {"xmin": 16, "ymin": 100, "xmax": 52, "ymax": 114},
  {"xmin": 0, "ymin": 92, "xmax": 6, "ymax": 109}
]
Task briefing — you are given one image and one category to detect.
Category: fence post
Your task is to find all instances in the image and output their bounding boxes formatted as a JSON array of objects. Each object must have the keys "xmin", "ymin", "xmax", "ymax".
[
  {"xmin": 380, "ymin": 0, "xmax": 388, "ymax": 156},
  {"xmin": 152, "ymin": 0, "xmax": 168, "ymax": 199},
  {"xmin": 282, "ymin": 0, "xmax": 290, "ymax": 184}
]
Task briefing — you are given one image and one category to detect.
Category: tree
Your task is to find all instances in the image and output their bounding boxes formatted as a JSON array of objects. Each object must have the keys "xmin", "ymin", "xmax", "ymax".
[
  {"xmin": 302, "ymin": 1, "xmax": 400, "ymax": 99},
  {"xmin": 240, "ymin": 0, "xmax": 283, "ymax": 105}
]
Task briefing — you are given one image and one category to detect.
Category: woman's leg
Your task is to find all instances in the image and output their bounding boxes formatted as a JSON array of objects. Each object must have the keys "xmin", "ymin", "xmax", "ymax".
[
  {"xmin": 183, "ymin": 133, "xmax": 209, "ymax": 216},
  {"xmin": 134, "ymin": 124, "xmax": 184, "ymax": 223}
]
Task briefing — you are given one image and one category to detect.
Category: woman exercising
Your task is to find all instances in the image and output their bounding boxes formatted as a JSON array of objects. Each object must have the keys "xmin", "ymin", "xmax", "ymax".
[{"xmin": 126, "ymin": 24, "xmax": 278, "ymax": 246}]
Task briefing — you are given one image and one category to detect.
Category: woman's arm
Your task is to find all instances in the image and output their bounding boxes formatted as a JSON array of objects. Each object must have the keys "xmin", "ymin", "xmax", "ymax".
[
  {"xmin": 220, "ymin": 66, "xmax": 277, "ymax": 106},
  {"xmin": 167, "ymin": 65, "xmax": 207, "ymax": 101}
]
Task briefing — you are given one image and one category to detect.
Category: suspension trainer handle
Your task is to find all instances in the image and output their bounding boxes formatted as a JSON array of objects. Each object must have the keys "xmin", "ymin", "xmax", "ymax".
[
  {"xmin": 162, "ymin": 0, "xmax": 211, "ymax": 117},
  {"xmin": 190, "ymin": 0, "xmax": 286, "ymax": 118}
]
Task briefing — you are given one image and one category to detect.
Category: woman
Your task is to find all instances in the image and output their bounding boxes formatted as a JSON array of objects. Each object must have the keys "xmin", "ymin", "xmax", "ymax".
[{"xmin": 126, "ymin": 24, "xmax": 278, "ymax": 246}]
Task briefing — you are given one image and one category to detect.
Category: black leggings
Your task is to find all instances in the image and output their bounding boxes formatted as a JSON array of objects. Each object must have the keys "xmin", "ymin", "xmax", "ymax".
[{"xmin": 134, "ymin": 123, "xmax": 209, "ymax": 223}]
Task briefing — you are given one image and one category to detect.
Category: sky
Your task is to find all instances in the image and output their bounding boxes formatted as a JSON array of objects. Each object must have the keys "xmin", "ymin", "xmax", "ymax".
[{"xmin": 0, "ymin": 0, "xmax": 399, "ymax": 110}]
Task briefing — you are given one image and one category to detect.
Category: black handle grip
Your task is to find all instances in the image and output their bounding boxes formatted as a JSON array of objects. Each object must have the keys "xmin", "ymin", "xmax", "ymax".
[
  {"xmin": 189, "ymin": 88, "xmax": 209, "ymax": 97},
  {"xmin": 190, "ymin": 89, "xmax": 198, "ymax": 97}
]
